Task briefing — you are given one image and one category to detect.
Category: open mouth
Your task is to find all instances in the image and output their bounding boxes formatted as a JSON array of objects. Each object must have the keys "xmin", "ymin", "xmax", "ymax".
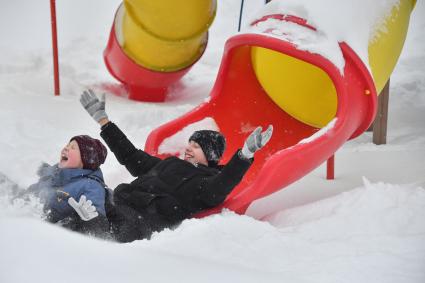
[
  {"xmin": 184, "ymin": 153, "xmax": 193, "ymax": 159},
  {"xmin": 61, "ymin": 155, "xmax": 69, "ymax": 162}
]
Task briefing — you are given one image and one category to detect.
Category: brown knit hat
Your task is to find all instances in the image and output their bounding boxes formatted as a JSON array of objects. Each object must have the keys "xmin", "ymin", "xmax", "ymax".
[{"xmin": 70, "ymin": 135, "xmax": 107, "ymax": 170}]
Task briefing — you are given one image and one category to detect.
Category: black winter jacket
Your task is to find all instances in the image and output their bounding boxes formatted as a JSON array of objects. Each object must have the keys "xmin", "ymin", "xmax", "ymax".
[{"xmin": 100, "ymin": 122, "xmax": 252, "ymax": 242}]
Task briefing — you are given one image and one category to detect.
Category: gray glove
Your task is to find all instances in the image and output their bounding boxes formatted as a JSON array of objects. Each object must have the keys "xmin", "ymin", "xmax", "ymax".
[
  {"xmin": 80, "ymin": 89, "xmax": 108, "ymax": 123},
  {"xmin": 241, "ymin": 125, "xmax": 273, "ymax": 159},
  {"xmin": 68, "ymin": 195, "xmax": 98, "ymax": 221}
]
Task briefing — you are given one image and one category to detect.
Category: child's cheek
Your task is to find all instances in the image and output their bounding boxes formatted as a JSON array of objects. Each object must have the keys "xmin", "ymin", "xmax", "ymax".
[{"xmin": 68, "ymin": 151, "xmax": 82, "ymax": 167}]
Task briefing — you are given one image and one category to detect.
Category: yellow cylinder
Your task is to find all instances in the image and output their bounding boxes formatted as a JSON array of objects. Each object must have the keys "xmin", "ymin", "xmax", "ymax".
[
  {"xmin": 124, "ymin": 0, "xmax": 217, "ymax": 40},
  {"xmin": 121, "ymin": 9, "xmax": 208, "ymax": 71},
  {"xmin": 118, "ymin": 0, "xmax": 216, "ymax": 72},
  {"xmin": 368, "ymin": 0, "xmax": 416, "ymax": 93}
]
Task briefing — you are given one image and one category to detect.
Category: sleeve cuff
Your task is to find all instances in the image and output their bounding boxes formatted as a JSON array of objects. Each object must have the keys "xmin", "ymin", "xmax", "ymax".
[
  {"xmin": 237, "ymin": 150, "xmax": 253, "ymax": 163},
  {"xmin": 101, "ymin": 121, "xmax": 113, "ymax": 131}
]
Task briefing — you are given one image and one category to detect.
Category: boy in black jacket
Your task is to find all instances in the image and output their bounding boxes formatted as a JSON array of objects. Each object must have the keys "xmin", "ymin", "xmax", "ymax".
[{"xmin": 79, "ymin": 89, "xmax": 273, "ymax": 243}]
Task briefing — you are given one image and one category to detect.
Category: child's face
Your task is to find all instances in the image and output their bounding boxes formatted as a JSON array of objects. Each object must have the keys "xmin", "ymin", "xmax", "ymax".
[
  {"xmin": 58, "ymin": 140, "xmax": 84, "ymax": 169},
  {"xmin": 184, "ymin": 141, "xmax": 208, "ymax": 166}
]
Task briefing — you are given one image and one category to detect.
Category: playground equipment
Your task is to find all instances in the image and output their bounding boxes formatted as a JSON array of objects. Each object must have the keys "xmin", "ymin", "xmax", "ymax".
[
  {"xmin": 104, "ymin": 0, "xmax": 216, "ymax": 101},
  {"xmin": 105, "ymin": 0, "xmax": 416, "ymax": 217},
  {"xmin": 139, "ymin": 0, "xmax": 416, "ymax": 217}
]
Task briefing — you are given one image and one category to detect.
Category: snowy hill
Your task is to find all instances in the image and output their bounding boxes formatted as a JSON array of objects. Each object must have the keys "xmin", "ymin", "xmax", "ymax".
[{"xmin": 0, "ymin": 0, "xmax": 424, "ymax": 282}]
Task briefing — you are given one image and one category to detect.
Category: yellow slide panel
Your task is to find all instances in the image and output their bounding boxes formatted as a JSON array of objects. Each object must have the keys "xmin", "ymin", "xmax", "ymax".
[
  {"xmin": 251, "ymin": 48, "xmax": 337, "ymax": 128},
  {"xmin": 369, "ymin": 0, "xmax": 416, "ymax": 93},
  {"xmin": 120, "ymin": 0, "xmax": 216, "ymax": 72},
  {"xmin": 252, "ymin": 0, "xmax": 415, "ymax": 128}
]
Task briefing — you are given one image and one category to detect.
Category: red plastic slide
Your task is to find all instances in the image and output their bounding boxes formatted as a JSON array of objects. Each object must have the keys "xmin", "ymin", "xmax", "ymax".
[
  {"xmin": 144, "ymin": 28, "xmax": 377, "ymax": 216},
  {"xmin": 102, "ymin": 0, "xmax": 416, "ymax": 217}
]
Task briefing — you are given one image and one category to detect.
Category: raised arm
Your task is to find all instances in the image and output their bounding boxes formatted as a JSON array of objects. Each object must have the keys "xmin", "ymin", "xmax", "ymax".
[
  {"xmin": 199, "ymin": 150, "xmax": 252, "ymax": 206},
  {"xmin": 100, "ymin": 122, "xmax": 161, "ymax": 176},
  {"xmin": 200, "ymin": 125, "xmax": 273, "ymax": 206},
  {"xmin": 80, "ymin": 89, "xmax": 161, "ymax": 176}
]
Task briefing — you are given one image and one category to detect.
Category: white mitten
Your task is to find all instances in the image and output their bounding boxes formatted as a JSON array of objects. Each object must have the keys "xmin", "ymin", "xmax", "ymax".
[{"xmin": 68, "ymin": 195, "xmax": 98, "ymax": 221}]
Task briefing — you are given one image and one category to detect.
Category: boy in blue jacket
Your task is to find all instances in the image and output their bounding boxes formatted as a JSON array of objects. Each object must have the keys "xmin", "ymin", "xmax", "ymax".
[{"xmin": 27, "ymin": 135, "xmax": 109, "ymax": 236}]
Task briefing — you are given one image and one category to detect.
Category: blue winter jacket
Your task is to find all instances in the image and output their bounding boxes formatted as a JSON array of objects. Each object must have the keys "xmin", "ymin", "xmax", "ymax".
[{"xmin": 28, "ymin": 163, "xmax": 106, "ymax": 223}]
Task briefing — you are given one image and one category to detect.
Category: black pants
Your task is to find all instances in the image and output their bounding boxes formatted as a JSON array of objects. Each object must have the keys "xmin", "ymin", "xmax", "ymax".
[
  {"xmin": 60, "ymin": 214, "xmax": 111, "ymax": 239},
  {"xmin": 108, "ymin": 201, "xmax": 177, "ymax": 243}
]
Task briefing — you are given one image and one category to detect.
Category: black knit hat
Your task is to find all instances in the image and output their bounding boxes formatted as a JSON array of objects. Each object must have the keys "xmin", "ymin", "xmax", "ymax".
[
  {"xmin": 189, "ymin": 130, "xmax": 226, "ymax": 167},
  {"xmin": 70, "ymin": 135, "xmax": 107, "ymax": 170}
]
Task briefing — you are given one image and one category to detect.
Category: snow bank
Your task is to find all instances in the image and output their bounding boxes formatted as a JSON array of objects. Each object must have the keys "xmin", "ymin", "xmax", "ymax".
[
  {"xmin": 1, "ymin": 179, "xmax": 424, "ymax": 283},
  {"xmin": 0, "ymin": 0, "xmax": 424, "ymax": 282}
]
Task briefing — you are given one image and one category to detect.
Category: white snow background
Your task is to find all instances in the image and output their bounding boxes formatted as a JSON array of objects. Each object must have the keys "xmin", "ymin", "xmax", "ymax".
[{"xmin": 0, "ymin": 0, "xmax": 424, "ymax": 282}]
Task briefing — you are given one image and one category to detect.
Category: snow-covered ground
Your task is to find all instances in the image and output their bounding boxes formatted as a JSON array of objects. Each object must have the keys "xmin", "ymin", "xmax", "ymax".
[{"xmin": 0, "ymin": 0, "xmax": 424, "ymax": 282}]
